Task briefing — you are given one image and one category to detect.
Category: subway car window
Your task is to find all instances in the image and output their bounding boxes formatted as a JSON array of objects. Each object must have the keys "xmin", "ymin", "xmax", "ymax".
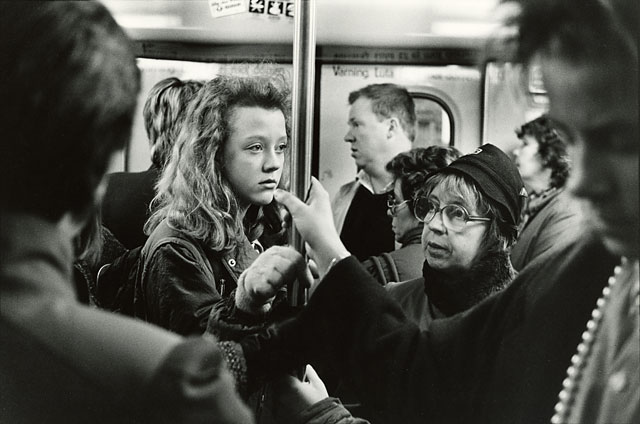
[{"xmin": 413, "ymin": 95, "xmax": 452, "ymax": 147}]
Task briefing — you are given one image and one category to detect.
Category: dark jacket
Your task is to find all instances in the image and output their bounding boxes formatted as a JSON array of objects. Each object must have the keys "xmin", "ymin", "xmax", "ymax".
[
  {"xmin": 137, "ymin": 219, "xmax": 259, "ymax": 336},
  {"xmin": 386, "ymin": 250, "xmax": 514, "ymax": 330},
  {"xmin": 361, "ymin": 227, "xmax": 423, "ymax": 285},
  {"xmin": 101, "ymin": 166, "xmax": 159, "ymax": 249},
  {"xmin": 241, "ymin": 231, "xmax": 619, "ymax": 424},
  {"xmin": 337, "ymin": 183, "xmax": 395, "ymax": 261},
  {"xmin": 511, "ymin": 188, "xmax": 584, "ymax": 271}
]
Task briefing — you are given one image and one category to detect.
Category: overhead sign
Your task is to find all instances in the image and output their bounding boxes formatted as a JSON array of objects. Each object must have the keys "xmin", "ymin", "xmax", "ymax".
[
  {"xmin": 249, "ymin": 0, "xmax": 294, "ymax": 17},
  {"xmin": 208, "ymin": 0, "xmax": 247, "ymax": 18},
  {"xmin": 208, "ymin": 0, "xmax": 294, "ymax": 18}
]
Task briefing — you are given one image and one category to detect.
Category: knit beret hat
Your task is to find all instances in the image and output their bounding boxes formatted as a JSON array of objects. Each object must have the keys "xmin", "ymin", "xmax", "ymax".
[{"xmin": 440, "ymin": 144, "xmax": 527, "ymax": 237}]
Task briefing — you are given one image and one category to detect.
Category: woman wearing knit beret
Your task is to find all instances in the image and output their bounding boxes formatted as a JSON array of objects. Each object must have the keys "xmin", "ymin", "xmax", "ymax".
[{"xmin": 385, "ymin": 144, "xmax": 527, "ymax": 329}]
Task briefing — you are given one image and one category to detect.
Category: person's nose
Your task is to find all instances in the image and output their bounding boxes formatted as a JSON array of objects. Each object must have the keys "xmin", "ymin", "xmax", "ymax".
[
  {"xmin": 566, "ymin": 139, "xmax": 608, "ymax": 202},
  {"xmin": 426, "ymin": 209, "xmax": 446, "ymax": 234},
  {"xmin": 344, "ymin": 128, "xmax": 354, "ymax": 143},
  {"xmin": 263, "ymin": 148, "xmax": 282, "ymax": 173}
]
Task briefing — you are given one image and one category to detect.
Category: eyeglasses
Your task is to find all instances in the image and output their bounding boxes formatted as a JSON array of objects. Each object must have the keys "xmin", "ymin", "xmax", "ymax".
[
  {"xmin": 413, "ymin": 198, "xmax": 490, "ymax": 231},
  {"xmin": 387, "ymin": 197, "xmax": 410, "ymax": 216}
]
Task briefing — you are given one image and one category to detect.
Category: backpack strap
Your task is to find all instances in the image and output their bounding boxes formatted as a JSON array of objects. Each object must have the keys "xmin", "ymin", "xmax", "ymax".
[
  {"xmin": 381, "ymin": 252, "xmax": 401, "ymax": 283},
  {"xmin": 369, "ymin": 255, "xmax": 388, "ymax": 285}
]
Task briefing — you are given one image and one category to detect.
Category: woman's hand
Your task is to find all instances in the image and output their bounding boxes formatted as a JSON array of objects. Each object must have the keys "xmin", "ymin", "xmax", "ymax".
[
  {"xmin": 235, "ymin": 245, "xmax": 312, "ymax": 314},
  {"xmin": 274, "ymin": 177, "xmax": 350, "ymax": 278}
]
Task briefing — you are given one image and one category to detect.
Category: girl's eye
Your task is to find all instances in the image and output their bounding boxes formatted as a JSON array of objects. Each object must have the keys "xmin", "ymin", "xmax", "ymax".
[
  {"xmin": 276, "ymin": 143, "xmax": 289, "ymax": 153},
  {"xmin": 247, "ymin": 144, "xmax": 263, "ymax": 152}
]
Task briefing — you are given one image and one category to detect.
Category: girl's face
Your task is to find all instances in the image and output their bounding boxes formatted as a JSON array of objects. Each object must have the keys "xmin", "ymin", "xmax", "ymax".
[
  {"xmin": 222, "ymin": 106, "xmax": 288, "ymax": 209},
  {"xmin": 388, "ymin": 179, "xmax": 421, "ymax": 244},
  {"xmin": 421, "ymin": 183, "xmax": 488, "ymax": 274}
]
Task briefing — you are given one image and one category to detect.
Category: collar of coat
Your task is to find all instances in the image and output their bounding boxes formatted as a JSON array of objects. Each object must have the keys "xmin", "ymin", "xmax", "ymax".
[{"xmin": 422, "ymin": 249, "xmax": 515, "ymax": 316}]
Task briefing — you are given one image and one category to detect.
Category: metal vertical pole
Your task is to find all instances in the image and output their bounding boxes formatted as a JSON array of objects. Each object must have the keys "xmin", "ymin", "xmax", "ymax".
[{"xmin": 289, "ymin": 0, "xmax": 315, "ymax": 305}]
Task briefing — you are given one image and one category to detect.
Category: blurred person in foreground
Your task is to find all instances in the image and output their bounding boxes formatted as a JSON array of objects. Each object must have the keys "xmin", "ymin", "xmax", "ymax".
[
  {"xmin": 0, "ymin": 2, "xmax": 252, "ymax": 422},
  {"xmin": 510, "ymin": 114, "xmax": 584, "ymax": 270},
  {"xmin": 239, "ymin": 1, "xmax": 639, "ymax": 423}
]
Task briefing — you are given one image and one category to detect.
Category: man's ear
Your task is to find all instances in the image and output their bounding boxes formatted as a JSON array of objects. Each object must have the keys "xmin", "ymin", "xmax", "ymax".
[{"xmin": 387, "ymin": 117, "xmax": 399, "ymax": 138}]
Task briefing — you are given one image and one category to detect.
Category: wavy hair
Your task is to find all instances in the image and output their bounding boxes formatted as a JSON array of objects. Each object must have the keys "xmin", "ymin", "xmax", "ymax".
[
  {"xmin": 516, "ymin": 114, "xmax": 569, "ymax": 188},
  {"xmin": 143, "ymin": 77, "xmax": 203, "ymax": 169},
  {"xmin": 145, "ymin": 74, "xmax": 291, "ymax": 252},
  {"xmin": 387, "ymin": 146, "xmax": 461, "ymax": 212}
]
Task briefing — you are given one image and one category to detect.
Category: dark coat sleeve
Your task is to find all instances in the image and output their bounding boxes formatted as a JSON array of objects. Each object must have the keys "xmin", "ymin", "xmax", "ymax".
[
  {"xmin": 241, "ymin": 233, "xmax": 617, "ymax": 424},
  {"xmin": 207, "ymin": 290, "xmax": 297, "ymax": 341},
  {"xmin": 242, "ymin": 256, "xmax": 466, "ymax": 423},
  {"xmin": 291, "ymin": 397, "xmax": 370, "ymax": 424},
  {"xmin": 143, "ymin": 243, "xmax": 221, "ymax": 336}
]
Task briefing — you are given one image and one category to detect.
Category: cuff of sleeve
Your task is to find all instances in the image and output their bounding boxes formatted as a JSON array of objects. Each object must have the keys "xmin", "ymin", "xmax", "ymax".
[
  {"xmin": 217, "ymin": 339, "xmax": 249, "ymax": 398},
  {"xmin": 235, "ymin": 271, "xmax": 274, "ymax": 315},
  {"xmin": 293, "ymin": 397, "xmax": 357, "ymax": 424}
]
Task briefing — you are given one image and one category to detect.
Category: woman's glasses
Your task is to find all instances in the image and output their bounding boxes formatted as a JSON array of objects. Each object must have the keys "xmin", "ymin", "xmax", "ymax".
[
  {"xmin": 387, "ymin": 197, "xmax": 410, "ymax": 216},
  {"xmin": 413, "ymin": 198, "xmax": 490, "ymax": 231}
]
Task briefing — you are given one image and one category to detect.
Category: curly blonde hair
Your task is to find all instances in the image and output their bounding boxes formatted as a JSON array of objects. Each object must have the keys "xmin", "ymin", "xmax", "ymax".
[{"xmin": 145, "ymin": 73, "xmax": 291, "ymax": 252}]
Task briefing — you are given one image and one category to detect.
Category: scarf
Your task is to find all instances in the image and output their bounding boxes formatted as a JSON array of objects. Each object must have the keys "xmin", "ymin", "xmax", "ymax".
[
  {"xmin": 422, "ymin": 249, "xmax": 515, "ymax": 316},
  {"xmin": 520, "ymin": 187, "xmax": 561, "ymax": 230}
]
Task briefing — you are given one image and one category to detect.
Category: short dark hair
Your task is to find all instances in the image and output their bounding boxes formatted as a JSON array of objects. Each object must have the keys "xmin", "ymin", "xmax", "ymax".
[
  {"xmin": 143, "ymin": 77, "xmax": 203, "ymax": 169},
  {"xmin": 349, "ymin": 83, "xmax": 417, "ymax": 141},
  {"xmin": 387, "ymin": 146, "xmax": 461, "ymax": 212},
  {"xmin": 516, "ymin": 115, "xmax": 569, "ymax": 188},
  {"xmin": 513, "ymin": 0, "xmax": 638, "ymax": 65},
  {"xmin": 0, "ymin": 1, "xmax": 139, "ymax": 221}
]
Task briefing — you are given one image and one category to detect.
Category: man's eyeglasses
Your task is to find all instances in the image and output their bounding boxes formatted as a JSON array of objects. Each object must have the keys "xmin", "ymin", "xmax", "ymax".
[
  {"xmin": 413, "ymin": 198, "xmax": 490, "ymax": 231},
  {"xmin": 387, "ymin": 197, "xmax": 410, "ymax": 216}
]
